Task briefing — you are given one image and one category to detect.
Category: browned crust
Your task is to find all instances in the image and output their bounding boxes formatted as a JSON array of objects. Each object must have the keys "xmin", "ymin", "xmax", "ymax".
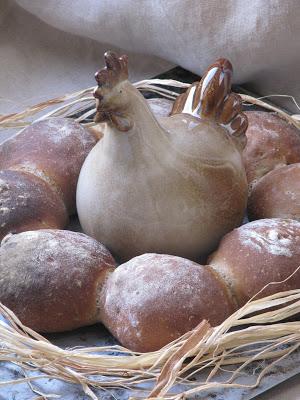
[
  {"xmin": 0, "ymin": 118, "xmax": 98, "ymax": 213},
  {"xmin": 248, "ymin": 163, "xmax": 300, "ymax": 221},
  {"xmin": 243, "ymin": 111, "xmax": 300, "ymax": 187},
  {"xmin": 99, "ymin": 254, "xmax": 236, "ymax": 352},
  {"xmin": 146, "ymin": 98, "xmax": 173, "ymax": 118},
  {"xmin": 0, "ymin": 230, "xmax": 116, "ymax": 332},
  {"xmin": 209, "ymin": 219, "xmax": 300, "ymax": 306},
  {"xmin": 0, "ymin": 170, "xmax": 68, "ymax": 240},
  {"xmin": 206, "ymin": 264, "xmax": 239, "ymax": 310}
]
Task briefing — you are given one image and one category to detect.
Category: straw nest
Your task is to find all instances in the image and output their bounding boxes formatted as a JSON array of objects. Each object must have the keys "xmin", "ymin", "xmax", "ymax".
[{"xmin": 0, "ymin": 77, "xmax": 300, "ymax": 399}]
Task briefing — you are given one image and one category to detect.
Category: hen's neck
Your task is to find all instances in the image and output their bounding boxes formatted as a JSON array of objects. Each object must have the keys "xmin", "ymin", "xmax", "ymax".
[
  {"xmin": 103, "ymin": 82, "xmax": 168, "ymax": 157},
  {"xmin": 126, "ymin": 82, "xmax": 164, "ymax": 134}
]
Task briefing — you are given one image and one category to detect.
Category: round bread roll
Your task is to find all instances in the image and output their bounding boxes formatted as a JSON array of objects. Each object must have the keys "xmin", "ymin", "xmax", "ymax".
[
  {"xmin": 243, "ymin": 112, "xmax": 300, "ymax": 188},
  {"xmin": 209, "ymin": 219, "xmax": 300, "ymax": 306},
  {"xmin": 0, "ymin": 170, "xmax": 68, "ymax": 239},
  {"xmin": 248, "ymin": 164, "xmax": 300, "ymax": 221},
  {"xmin": 147, "ymin": 98, "xmax": 173, "ymax": 118},
  {"xmin": 0, "ymin": 230, "xmax": 116, "ymax": 332},
  {"xmin": 99, "ymin": 254, "xmax": 236, "ymax": 352},
  {"xmin": 0, "ymin": 118, "xmax": 97, "ymax": 213}
]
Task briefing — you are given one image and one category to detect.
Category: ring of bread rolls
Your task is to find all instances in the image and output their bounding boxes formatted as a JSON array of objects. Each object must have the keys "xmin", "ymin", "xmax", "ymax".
[
  {"xmin": 97, "ymin": 219, "xmax": 300, "ymax": 351},
  {"xmin": 1, "ymin": 219, "xmax": 298, "ymax": 353},
  {"xmin": 1, "ymin": 84, "xmax": 300, "ymax": 353}
]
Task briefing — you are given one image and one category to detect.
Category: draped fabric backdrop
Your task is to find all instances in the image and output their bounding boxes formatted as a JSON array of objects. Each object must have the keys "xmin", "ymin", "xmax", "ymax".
[
  {"xmin": 0, "ymin": 1, "xmax": 300, "ymax": 398},
  {"xmin": 1, "ymin": 0, "xmax": 299, "ymax": 117}
]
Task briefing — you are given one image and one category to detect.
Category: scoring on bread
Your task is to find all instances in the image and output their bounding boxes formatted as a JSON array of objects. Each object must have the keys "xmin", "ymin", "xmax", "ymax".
[{"xmin": 209, "ymin": 218, "xmax": 300, "ymax": 306}]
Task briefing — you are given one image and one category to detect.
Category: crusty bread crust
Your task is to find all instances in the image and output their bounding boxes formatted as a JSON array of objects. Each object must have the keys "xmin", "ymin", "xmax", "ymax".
[
  {"xmin": 1, "ymin": 219, "xmax": 300, "ymax": 351},
  {"xmin": 99, "ymin": 253, "xmax": 236, "ymax": 352},
  {"xmin": 243, "ymin": 111, "xmax": 300, "ymax": 189},
  {"xmin": 248, "ymin": 164, "xmax": 300, "ymax": 221},
  {"xmin": 0, "ymin": 170, "xmax": 68, "ymax": 239},
  {"xmin": 0, "ymin": 118, "xmax": 98, "ymax": 214},
  {"xmin": 209, "ymin": 219, "xmax": 300, "ymax": 306},
  {"xmin": 0, "ymin": 230, "xmax": 115, "ymax": 332}
]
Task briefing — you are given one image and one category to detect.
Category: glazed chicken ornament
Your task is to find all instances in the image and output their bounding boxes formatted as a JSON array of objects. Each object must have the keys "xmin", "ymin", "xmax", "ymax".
[{"xmin": 77, "ymin": 52, "xmax": 248, "ymax": 262}]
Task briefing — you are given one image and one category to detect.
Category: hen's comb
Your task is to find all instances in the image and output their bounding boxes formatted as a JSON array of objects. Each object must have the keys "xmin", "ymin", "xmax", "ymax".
[
  {"xmin": 94, "ymin": 51, "xmax": 128, "ymax": 89},
  {"xmin": 171, "ymin": 59, "xmax": 248, "ymax": 149}
]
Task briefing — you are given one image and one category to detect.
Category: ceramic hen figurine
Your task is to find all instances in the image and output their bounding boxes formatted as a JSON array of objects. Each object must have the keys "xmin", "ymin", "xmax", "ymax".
[{"xmin": 77, "ymin": 51, "xmax": 248, "ymax": 262}]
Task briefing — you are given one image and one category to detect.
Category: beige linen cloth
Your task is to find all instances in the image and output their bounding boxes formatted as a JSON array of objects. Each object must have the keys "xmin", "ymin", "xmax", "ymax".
[
  {"xmin": 1, "ymin": 0, "xmax": 299, "ymax": 117},
  {"xmin": 0, "ymin": 1, "xmax": 300, "ymax": 399}
]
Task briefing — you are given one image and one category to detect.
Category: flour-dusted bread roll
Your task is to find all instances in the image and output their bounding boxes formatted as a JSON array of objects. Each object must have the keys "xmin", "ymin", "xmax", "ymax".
[
  {"xmin": 0, "ymin": 118, "xmax": 98, "ymax": 213},
  {"xmin": 248, "ymin": 164, "xmax": 300, "ymax": 221},
  {"xmin": 0, "ymin": 170, "xmax": 68, "ymax": 238},
  {"xmin": 0, "ymin": 230, "xmax": 115, "ymax": 332},
  {"xmin": 209, "ymin": 219, "xmax": 300, "ymax": 306},
  {"xmin": 99, "ymin": 254, "xmax": 236, "ymax": 352},
  {"xmin": 0, "ymin": 117, "xmax": 100, "ymax": 239},
  {"xmin": 243, "ymin": 112, "xmax": 300, "ymax": 189}
]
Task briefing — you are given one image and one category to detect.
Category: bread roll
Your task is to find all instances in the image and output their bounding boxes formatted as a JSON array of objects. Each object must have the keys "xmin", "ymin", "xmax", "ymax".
[
  {"xmin": 0, "ymin": 170, "xmax": 68, "ymax": 239},
  {"xmin": 0, "ymin": 117, "xmax": 99, "ymax": 239},
  {"xmin": 0, "ymin": 118, "xmax": 98, "ymax": 213},
  {"xmin": 147, "ymin": 98, "xmax": 173, "ymax": 118},
  {"xmin": 0, "ymin": 230, "xmax": 115, "ymax": 332},
  {"xmin": 99, "ymin": 254, "xmax": 236, "ymax": 352},
  {"xmin": 243, "ymin": 112, "xmax": 300, "ymax": 188},
  {"xmin": 248, "ymin": 164, "xmax": 300, "ymax": 221},
  {"xmin": 209, "ymin": 219, "xmax": 300, "ymax": 306}
]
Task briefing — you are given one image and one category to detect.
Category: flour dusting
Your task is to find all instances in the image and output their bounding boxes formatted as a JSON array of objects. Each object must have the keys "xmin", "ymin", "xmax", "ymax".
[
  {"xmin": 102, "ymin": 253, "xmax": 233, "ymax": 350},
  {"xmin": 38, "ymin": 118, "xmax": 95, "ymax": 148},
  {"xmin": 238, "ymin": 219, "xmax": 300, "ymax": 258}
]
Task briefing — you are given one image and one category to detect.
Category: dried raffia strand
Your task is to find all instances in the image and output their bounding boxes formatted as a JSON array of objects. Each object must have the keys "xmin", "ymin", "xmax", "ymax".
[
  {"xmin": 240, "ymin": 94, "xmax": 300, "ymax": 130},
  {"xmin": 23, "ymin": 369, "xmax": 61, "ymax": 399},
  {"xmin": 0, "ymin": 87, "xmax": 95, "ymax": 127},
  {"xmin": 1, "ymin": 288, "xmax": 300, "ymax": 399},
  {"xmin": 1, "ymin": 78, "xmax": 299, "ymax": 132},
  {"xmin": 256, "ymin": 94, "xmax": 300, "ymax": 112},
  {"xmin": 148, "ymin": 320, "xmax": 211, "ymax": 398}
]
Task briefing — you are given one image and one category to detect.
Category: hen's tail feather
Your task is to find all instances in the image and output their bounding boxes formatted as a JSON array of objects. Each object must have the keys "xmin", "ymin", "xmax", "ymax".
[{"xmin": 170, "ymin": 59, "xmax": 248, "ymax": 150}]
